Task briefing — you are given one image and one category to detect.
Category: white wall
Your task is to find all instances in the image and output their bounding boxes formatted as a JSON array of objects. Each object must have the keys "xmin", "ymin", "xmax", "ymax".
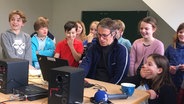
[
  {"xmin": 0, "ymin": 0, "xmax": 52, "ymax": 35},
  {"xmin": 0, "ymin": 0, "xmax": 52, "ymax": 58}
]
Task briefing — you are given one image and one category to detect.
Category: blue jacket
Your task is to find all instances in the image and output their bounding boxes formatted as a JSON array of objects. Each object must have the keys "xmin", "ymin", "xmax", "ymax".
[
  {"xmin": 31, "ymin": 35, "xmax": 55, "ymax": 68},
  {"xmin": 79, "ymin": 39, "xmax": 129, "ymax": 84},
  {"xmin": 165, "ymin": 42, "xmax": 184, "ymax": 90}
]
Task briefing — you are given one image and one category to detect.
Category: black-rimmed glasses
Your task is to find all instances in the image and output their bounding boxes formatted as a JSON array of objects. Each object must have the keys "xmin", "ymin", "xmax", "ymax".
[{"xmin": 97, "ymin": 33, "xmax": 111, "ymax": 38}]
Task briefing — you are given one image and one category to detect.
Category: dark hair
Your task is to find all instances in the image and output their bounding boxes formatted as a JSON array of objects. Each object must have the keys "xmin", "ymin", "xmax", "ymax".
[
  {"xmin": 64, "ymin": 21, "xmax": 78, "ymax": 32},
  {"xmin": 97, "ymin": 18, "xmax": 116, "ymax": 33},
  {"xmin": 172, "ymin": 23, "xmax": 184, "ymax": 48},
  {"xmin": 9, "ymin": 10, "xmax": 27, "ymax": 23},
  {"xmin": 148, "ymin": 54, "xmax": 175, "ymax": 91},
  {"xmin": 138, "ymin": 16, "xmax": 157, "ymax": 35},
  {"xmin": 34, "ymin": 19, "xmax": 48, "ymax": 31}
]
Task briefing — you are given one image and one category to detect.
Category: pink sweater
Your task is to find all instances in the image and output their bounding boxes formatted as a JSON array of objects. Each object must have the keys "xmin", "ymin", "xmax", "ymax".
[{"xmin": 129, "ymin": 38, "xmax": 164, "ymax": 76}]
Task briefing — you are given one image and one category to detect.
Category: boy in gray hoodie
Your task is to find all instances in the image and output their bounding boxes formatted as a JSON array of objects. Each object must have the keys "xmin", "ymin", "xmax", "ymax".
[{"xmin": 0, "ymin": 10, "xmax": 32, "ymax": 64}]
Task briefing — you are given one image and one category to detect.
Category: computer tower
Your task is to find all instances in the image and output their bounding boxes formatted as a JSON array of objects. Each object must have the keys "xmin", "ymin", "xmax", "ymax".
[
  {"xmin": 48, "ymin": 66, "xmax": 85, "ymax": 104},
  {"xmin": 0, "ymin": 58, "xmax": 29, "ymax": 94}
]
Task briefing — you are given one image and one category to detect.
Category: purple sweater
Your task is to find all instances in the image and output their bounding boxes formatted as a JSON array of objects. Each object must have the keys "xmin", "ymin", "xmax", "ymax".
[{"xmin": 129, "ymin": 38, "xmax": 164, "ymax": 76}]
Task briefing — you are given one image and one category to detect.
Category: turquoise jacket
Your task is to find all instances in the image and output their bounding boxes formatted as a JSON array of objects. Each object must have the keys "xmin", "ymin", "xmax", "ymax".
[{"xmin": 31, "ymin": 34, "xmax": 55, "ymax": 68}]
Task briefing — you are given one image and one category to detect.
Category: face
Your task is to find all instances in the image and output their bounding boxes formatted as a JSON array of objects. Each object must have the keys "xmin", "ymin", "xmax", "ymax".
[
  {"xmin": 142, "ymin": 56, "xmax": 162, "ymax": 80},
  {"xmin": 89, "ymin": 23, "xmax": 98, "ymax": 35},
  {"xmin": 37, "ymin": 27, "xmax": 48, "ymax": 37},
  {"xmin": 97, "ymin": 26, "xmax": 114, "ymax": 46},
  {"xmin": 9, "ymin": 14, "xmax": 24, "ymax": 31},
  {"xmin": 115, "ymin": 29, "xmax": 122, "ymax": 39},
  {"xmin": 65, "ymin": 28, "xmax": 77, "ymax": 40},
  {"xmin": 177, "ymin": 29, "xmax": 184, "ymax": 44},
  {"xmin": 139, "ymin": 21, "xmax": 156, "ymax": 39},
  {"xmin": 76, "ymin": 23, "xmax": 83, "ymax": 35}
]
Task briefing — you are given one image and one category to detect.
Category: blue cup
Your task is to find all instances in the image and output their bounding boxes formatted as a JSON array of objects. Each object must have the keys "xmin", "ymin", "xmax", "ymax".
[{"xmin": 121, "ymin": 83, "xmax": 136, "ymax": 96}]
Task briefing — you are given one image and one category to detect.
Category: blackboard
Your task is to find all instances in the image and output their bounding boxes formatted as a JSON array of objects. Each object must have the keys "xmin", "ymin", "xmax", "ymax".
[{"xmin": 81, "ymin": 11, "xmax": 148, "ymax": 43}]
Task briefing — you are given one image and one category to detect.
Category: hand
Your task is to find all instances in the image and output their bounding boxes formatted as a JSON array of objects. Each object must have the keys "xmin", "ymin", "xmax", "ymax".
[
  {"xmin": 146, "ymin": 89, "xmax": 157, "ymax": 100},
  {"xmin": 87, "ymin": 33, "xmax": 94, "ymax": 43},
  {"xmin": 67, "ymin": 38, "xmax": 74, "ymax": 47},
  {"xmin": 29, "ymin": 64, "xmax": 37, "ymax": 70},
  {"xmin": 178, "ymin": 64, "xmax": 184, "ymax": 71},
  {"xmin": 140, "ymin": 66, "xmax": 151, "ymax": 79},
  {"xmin": 169, "ymin": 66, "xmax": 177, "ymax": 74}
]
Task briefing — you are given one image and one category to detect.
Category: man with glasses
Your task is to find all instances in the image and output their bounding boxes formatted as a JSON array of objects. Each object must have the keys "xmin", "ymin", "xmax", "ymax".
[{"xmin": 79, "ymin": 18, "xmax": 129, "ymax": 84}]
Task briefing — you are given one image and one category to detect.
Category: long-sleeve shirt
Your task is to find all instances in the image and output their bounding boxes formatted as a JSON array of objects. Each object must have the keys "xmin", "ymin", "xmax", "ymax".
[
  {"xmin": 79, "ymin": 39, "xmax": 130, "ymax": 84},
  {"xmin": 1, "ymin": 29, "xmax": 32, "ymax": 64},
  {"xmin": 129, "ymin": 38, "xmax": 164, "ymax": 76}
]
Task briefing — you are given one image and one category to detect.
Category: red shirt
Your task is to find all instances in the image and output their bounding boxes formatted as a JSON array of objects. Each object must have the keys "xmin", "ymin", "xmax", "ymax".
[{"xmin": 55, "ymin": 38, "xmax": 83, "ymax": 67}]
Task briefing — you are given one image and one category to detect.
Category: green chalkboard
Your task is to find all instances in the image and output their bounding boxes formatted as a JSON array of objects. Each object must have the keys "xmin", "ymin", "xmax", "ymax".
[{"xmin": 81, "ymin": 11, "xmax": 148, "ymax": 43}]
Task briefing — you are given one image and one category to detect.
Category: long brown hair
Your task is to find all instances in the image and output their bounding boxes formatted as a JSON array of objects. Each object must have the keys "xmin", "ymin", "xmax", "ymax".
[
  {"xmin": 148, "ymin": 54, "xmax": 175, "ymax": 91},
  {"xmin": 172, "ymin": 23, "xmax": 184, "ymax": 48},
  {"xmin": 76, "ymin": 20, "xmax": 87, "ymax": 41}
]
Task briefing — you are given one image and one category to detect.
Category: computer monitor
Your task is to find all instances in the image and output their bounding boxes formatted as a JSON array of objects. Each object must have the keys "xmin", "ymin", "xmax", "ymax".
[{"xmin": 37, "ymin": 55, "xmax": 69, "ymax": 81}]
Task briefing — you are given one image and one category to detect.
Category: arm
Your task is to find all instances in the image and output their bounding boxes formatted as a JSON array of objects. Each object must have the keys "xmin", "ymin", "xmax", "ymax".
[
  {"xmin": 149, "ymin": 85, "xmax": 177, "ymax": 104},
  {"xmin": 79, "ymin": 46, "xmax": 93, "ymax": 76},
  {"xmin": 68, "ymin": 39, "xmax": 83, "ymax": 62},
  {"xmin": 129, "ymin": 43, "xmax": 137, "ymax": 76},
  {"xmin": 54, "ymin": 41, "xmax": 61, "ymax": 58},
  {"xmin": 38, "ymin": 39, "xmax": 55, "ymax": 57},
  {"xmin": 1, "ymin": 33, "xmax": 20, "ymax": 58},
  {"xmin": 110, "ymin": 45, "xmax": 130, "ymax": 84},
  {"xmin": 24, "ymin": 34, "xmax": 32, "ymax": 64},
  {"xmin": 154, "ymin": 40, "xmax": 164, "ymax": 55}
]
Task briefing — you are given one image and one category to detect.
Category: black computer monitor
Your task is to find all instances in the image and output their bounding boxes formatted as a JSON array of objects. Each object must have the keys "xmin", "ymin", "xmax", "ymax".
[{"xmin": 37, "ymin": 55, "xmax": 69, "ymax": 81}]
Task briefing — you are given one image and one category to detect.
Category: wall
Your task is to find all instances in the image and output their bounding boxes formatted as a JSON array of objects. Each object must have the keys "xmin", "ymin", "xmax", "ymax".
[
  {"xmin": 52, "ymin": 0, "xmax": 175, "ymax": 48},
  {"xmin": 0, "ymin": 0, "xmax": 52, "ymax": 58},
  {"xmin": 143, "ymin": 0, "xmax": 184, "ymax": 31},
  {"xmin": 0, "ymin": 0, "xmax": 52, "ymax": 35},
  {"xmin": 0, "ymin": 0, "xmax": 176, "ymax": 54}
]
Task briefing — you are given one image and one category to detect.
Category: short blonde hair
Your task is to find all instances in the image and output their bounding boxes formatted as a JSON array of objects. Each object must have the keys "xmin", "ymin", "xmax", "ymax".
[{"xmin": 114, "ymin": 19, "xmax": 125, "ymax": 32}]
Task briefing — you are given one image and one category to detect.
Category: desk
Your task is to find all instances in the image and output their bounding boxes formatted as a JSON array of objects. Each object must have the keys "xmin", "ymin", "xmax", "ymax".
[
  {"xmin": 84, "ymin": 78, "xmax": 149, "ymax": 104},
  {"xmin": 0, "ymin": 76, "xmax": 149, "ymax": 104}
]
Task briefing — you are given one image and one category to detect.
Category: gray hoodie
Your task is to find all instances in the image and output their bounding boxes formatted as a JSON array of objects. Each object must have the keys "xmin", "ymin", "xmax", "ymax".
[{"xmin": 0, "ymin": 29, "xmax": 32, "ymax": 64}]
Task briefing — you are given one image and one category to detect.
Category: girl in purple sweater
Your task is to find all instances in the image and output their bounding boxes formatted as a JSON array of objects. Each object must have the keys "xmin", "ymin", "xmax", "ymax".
[{"xmin": 129, "ymin": 16, "xmax": 164, "ymax": 76}]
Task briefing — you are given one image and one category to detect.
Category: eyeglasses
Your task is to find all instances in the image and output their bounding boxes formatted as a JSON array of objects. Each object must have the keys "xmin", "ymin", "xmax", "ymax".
[{"xmin": 97, "ymin": 33, "xmax": 111, "ymax": 38}]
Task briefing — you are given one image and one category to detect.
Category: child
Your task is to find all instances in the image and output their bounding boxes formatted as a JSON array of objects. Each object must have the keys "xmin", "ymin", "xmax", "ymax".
[
  {"xmin": 83, "ymin": 21, "xmax": 99, "ymax": 47},
  {"xmin": 76, "ymin": 20, "xmax": 87, "ymax": 42},
  {"xmin": 31, "ymin": 16, "xmax": 56, "ymax": 44},
  {"xmin": 82, "ymin": 21, "xmax": 99, "ymax": 60},
  {"xmin": 140, "ymin": 54, "xmax": 176, "ymax": 104},
  {"xmin": 0, "ymin": 10, "xmax": 32, "ymax": 64},
  {"xmin": 114, "ymin": 19, "xmax": 132, "ymax": 52},
  {"xmin": 31, "ymin": 18, "xmax": 55, "ymax": 69},
  {"xmin": 129, "ymin": 16, "xmax": 164, "ymax": 76},
  {"xmin": 165, "ymin": 22, "xmax": 184, "ymax": 104},
  {"xmin": 54, "ymin": 21, "xmax": 84, "ymax": 67}
]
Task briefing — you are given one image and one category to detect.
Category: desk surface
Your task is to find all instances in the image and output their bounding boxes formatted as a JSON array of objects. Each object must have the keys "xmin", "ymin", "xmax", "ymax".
[{"xmin": 0, "ymin": 76, "xmax": 149, "ymax": 104}]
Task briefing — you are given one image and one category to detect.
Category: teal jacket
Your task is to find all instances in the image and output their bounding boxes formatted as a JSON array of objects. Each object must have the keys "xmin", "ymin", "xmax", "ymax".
[{"xmin": 31, "ymin": 34, "xmax": 55, "ymax": 68}]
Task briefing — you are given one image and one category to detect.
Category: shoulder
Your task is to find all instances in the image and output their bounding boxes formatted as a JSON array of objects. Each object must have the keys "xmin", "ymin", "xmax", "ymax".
[
  {"xmin": 20, "ymin": 31, "xmax": 31, "ymax": 39},
  {"xmin": 160, "ymin": 84, "xmax": 176, "ymax": 95},
  {"xmin": 154, "ymin": 39, "xmax": 164, "ymax": 45},
  {"xmin": 74, "ymin": 39, "xmax": 83, "ymax": 45},
  {"xmin": 165, "ymin": 45, "xmax": 173, "ymax": 50},
  {"xmin": 1, "ymin": 30, "xmax": 13, "ymax": 37},
  {"xmin": 115, "ymin": 40, "xmax": 128, "ymax": 53},
  {"xmin": 133, "ymin": 38, "xmax": 142, "ymax": 44}
]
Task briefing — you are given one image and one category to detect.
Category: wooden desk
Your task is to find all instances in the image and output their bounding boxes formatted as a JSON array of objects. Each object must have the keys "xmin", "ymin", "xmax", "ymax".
[
  {"xmin": 0, "ymin": 76, "xmax": 149, "ymax": 104},
  {"xmin": 84, "ymin": 78, "xmax": 149, "ymax": 104}
]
